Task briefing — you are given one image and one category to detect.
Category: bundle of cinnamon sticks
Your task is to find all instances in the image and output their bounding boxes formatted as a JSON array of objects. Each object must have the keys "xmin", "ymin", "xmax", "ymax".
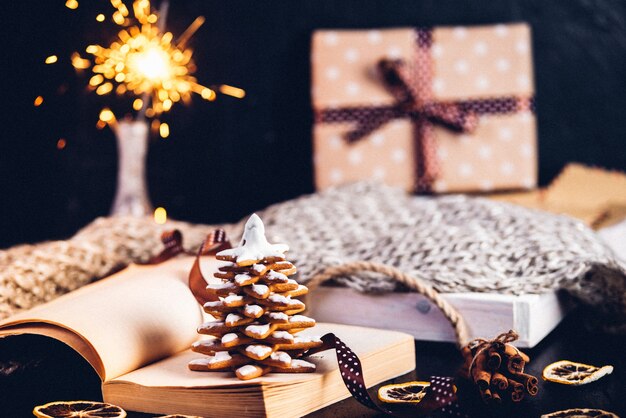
[{"xmin": 460, "ymin": 330, "xmax": 538, "ymax": 404}]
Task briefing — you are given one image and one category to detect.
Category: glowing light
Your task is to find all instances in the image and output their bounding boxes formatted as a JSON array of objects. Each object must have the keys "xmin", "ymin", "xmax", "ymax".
[
  {"xmin": 132, "ymin": 98, "xmax": 143, "ymax": 110},
  {"xmin": 34, "ymin": 96, "xmax": 44, "ymax": 106},
  {"xmin": 219, "ymin": 85, "xmax": 246, "ymax": 99},
  {"xmin": 45, "ymin": 55, "xmax": 58, "ymax": 64},
  {"xmin": 154, "ymin": 207, "xmax": 167, "ymax": 224},
  {"xmin": 112, "ymin": 11, "xmax": 125, "ymax": 25},
  {"xmin": 159, "ymin": 122, "xmax": 169, "ymax": 138},
  {"xmin": 128, "ymin": 46, "xmax": 172, "ymax": 82},
  {"xmin": 201, "ymin": 88, "xmax": 216, "ymax": 101},
  {"xmin": 57, "ymin": 138, "xmax": 67, "ymax": 149},
  {"xmin": 65, "ymin": 0, "xmax": 79, "ymax": 10},
  {"xmin": 71, "ymin": 52, "xmax": 91, "ymax": 70},
  {"xmin": 99, "ymin": 108, "xmax": 116, "ymax": 124},
  {"xmin": 96, "ymin": 82, "xmax": 113, "ymax": 95},
  {"xmin": 74, "ymin": 0, "xmax": 244, "ymax": 133}
]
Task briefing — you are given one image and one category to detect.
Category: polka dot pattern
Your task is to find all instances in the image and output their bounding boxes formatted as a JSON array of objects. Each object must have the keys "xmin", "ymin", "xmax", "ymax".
[
  {"xmin": 312, "ymin": 25, "xmax": 537, "ymax": 193},
  {"xmin": 321, "ymin": 333, "xmax": 393, "ymax": 413},
  {"xmin": 319, "ymin": 333, "xmax": 467, "ymax": 417}
]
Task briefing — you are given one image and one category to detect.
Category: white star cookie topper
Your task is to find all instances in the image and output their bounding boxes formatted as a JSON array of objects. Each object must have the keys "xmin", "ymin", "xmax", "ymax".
[{"xmin": 217, "ymin": 214, "xmax": 289, "ymax": 265}]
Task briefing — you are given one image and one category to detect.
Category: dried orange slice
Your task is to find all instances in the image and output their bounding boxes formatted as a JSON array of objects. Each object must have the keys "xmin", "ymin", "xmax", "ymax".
[
  {"xmin": 378, "ymin": 381, "xmax": 430, "ymax": 403},
  {"xmin": 33, "ymin": 401, "xmax": 126, "ymax": 418},
  {"xmin": 542, "ymin": 360, "xmax": 613, "ymax": 385},
  {"xmin": 541, "ymin": 408, "xmax": 619, "ymax": 417}
]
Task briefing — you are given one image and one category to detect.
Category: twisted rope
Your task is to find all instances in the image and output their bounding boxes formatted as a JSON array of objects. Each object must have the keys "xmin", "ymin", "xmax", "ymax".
[{"xmin": 307, "ymin": 261, "xmax": 471, "ymax": 348}]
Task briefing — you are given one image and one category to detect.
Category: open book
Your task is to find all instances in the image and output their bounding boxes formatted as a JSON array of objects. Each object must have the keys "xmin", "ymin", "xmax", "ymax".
[{"xmin": 0, "ymin": 256, "xmax": 415, "ymax": 417}]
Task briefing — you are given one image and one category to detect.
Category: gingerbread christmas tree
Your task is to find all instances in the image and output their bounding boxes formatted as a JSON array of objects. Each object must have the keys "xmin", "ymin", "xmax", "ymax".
[{"xmin": 189, "ymin": 214, "xmax": 322, "ymax": 380}]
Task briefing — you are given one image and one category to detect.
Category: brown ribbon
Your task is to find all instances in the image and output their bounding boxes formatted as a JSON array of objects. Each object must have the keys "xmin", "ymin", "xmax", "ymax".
[
  {"xmin": 146, "ymin": 228, "xmax": 231, "ymax": 305},
  {"xmin": 316, "ymin": 28, "xmax": 534, "ymax": 193},
  {"xmin": 188, "ymin": 229, "xmax": 231, "ymax": 305}
]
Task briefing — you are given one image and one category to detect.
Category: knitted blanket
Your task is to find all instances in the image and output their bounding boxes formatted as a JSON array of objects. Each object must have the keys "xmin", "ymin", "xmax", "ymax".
[{"xmin": 1, "ymin": 182, "xmax": 625, "ymax": 329}]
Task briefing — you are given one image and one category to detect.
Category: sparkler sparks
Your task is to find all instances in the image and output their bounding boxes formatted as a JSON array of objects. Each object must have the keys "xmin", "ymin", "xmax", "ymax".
[{"xmin": 73, "ymin": 0, "xmax": 243, "ymax": 129}]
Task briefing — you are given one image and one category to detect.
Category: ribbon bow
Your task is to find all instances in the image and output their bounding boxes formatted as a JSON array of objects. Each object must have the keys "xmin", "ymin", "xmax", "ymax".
[{"xmin": 316, "ymin": 28, "xmax": 533, "ymax": 193}]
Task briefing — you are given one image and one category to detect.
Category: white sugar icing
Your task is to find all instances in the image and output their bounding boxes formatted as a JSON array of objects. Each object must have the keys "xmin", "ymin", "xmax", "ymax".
[
  {"xmin": 217, "ymin": 214, "xmax": 289, "ymax": 263},
  {"xmin": 270, "ymin": 351, "xmax": 291, "ymax": 363},
  {"xmin": 252, "ymin": 264, "xmax": 266, "ymax": 273},
  {"xmin": 246, "ymin": 344, "xmax": 272, "ymax": 357},
  {"xmin": 237, "ymin": 364, "xmax": 258, "ymax": 376},
  {"xmin": 291, "ymin": 359, "xmax": 315, "ymax": 369},
  {"xmin": 268, "ymin": 294, "xmax": 291, "ymax": 304},
  {"xmin": 209, "ymin": 351, "xmax": 232, "ymax": 364},
  {"xmin": 221, "ymin": 333, "xmax": 238, "ymax": 344},
  {"xmin": 266, "ymin": 270, "xmax": 288, "ymax": 282},
  {"xmin": 271, "ymin": 331, "xmax": 294, "ymax": 341},
  {"xmin": 245, "ymin": 323, "xmax": 271, "ymax": 336},
  {"xmin": 268, "ymin": 312, "xmax": 288, "ymax": 321},
  {"xmin": 290, "ymin": 315, "xmax": 315, "ymax": 323},
  {"xmin": 251, "ymin": 284, "xmax": 269, "ymax": 295},
  {"xmin": 225, "ymin": 313, "xmax": 243, "ymax": 324},
  {"xmin": 189, "ymin": 358, "xmax": 212, "ymax": 366},
  {"xmin": 223, "ymin": 294, "xmax": 243, "ymax": 304},
  {"xmin": 235, "ymin": 274, "xmax": 252, "ymax": 285},
  {"xmin": 245, "ymin": 305, "xmax": 263, "ymax": 316},
  {"xmin": 206, "ymin": 282, "xmax": 233, "ymax": 290}
]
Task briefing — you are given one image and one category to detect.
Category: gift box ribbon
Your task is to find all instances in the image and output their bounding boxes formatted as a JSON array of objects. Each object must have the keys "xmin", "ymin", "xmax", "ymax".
[{"xmin": 316, "ymin": 28, "xmax": 534, "ymax": 192}]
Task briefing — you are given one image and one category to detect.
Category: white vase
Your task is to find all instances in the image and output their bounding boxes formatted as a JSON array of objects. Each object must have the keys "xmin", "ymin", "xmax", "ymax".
[{"xmin": 110, "ymin": 120, "xmax": 153, "ymax": 216}]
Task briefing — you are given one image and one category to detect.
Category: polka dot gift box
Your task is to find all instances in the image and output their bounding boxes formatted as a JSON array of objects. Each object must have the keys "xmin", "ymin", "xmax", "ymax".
[{"xmin": 311, "ymin": 24, "xmax": 537, "ymax": 193}]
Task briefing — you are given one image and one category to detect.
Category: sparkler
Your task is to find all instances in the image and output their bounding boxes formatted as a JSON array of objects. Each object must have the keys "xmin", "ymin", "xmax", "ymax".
[{"xmin": 71, "ymin": 0, "xmax": 244, "ymax": 132}]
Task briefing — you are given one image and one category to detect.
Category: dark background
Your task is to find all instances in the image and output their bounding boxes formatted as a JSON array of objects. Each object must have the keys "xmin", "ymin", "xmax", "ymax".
[{"xmin": 2, "ymin": 0, "xmax": 626, "ymax": 248}]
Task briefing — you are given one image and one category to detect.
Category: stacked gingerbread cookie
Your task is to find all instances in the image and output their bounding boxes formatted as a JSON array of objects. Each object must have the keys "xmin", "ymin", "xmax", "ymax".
[{"xmin": 189, "ymin": 214, "xmax": 323, "ymax": 380}]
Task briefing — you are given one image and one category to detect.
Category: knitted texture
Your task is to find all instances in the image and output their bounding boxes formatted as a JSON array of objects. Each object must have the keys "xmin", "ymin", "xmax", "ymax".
[{"xmin": 1, "ymin": 182, "xmax": 625, "ymax": 328}]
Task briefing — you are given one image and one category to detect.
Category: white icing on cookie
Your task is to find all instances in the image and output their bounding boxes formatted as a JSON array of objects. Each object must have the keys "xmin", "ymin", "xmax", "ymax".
[
  {"xmin": 209, "ymin": 351, "xmax": 232, "ymax": 364},
  {"xmin": 245, "ymin": 305, "xmax": 263, "ymax": 316},
  {"xmin": 290, "ymin": 315, "xmax": 315, "ymax": 324},
  {"xmin": 225, "ymin": 313, "xmax": 243, "ymax": 325},
  {"xmin": 245, "ymin": 344, "xmax": 273, "ymax": 357},
  {"xmin": 235, "ymin": 274, "xmax": 252, "ymax": 285},
  {"xmin": 271, "ymin": 331, "xmax": 294, "ymax": 341},
  {"xmin": 252, "ymin": 264, "xmax": 266, "ymax": 273},
  {"xmin": 223, "ymin": 294, "xmax": 244, "ymax": 304},
  {"xmin": 206, "ymin": 281, "xmax": 234, "ymax": 290},
  {"xmin": 221, "ymin": 333, "xmax": 238, "ymax": 344},
  {"xmin": 265, "ymin": 270, "xmax": 288, "ymax": 282},
  {"xmin": 217, "ymin": 214, "xmax": 289, "ymax": 263},
  {"xmin": 291, "ymin": 359, "xmax": 315, "ymax": 369},
  {"xmin": 251, "ymin": 284, "xmax": 269, "ymax": 295},
  {"xmin": 245, "ymin": 323, "xmax": 271, "ymax": 336},
  {"xmin": 268, "ymin": 312, "xmax": 288, "ymax": 321},
  {"xmin": 270, "ymin": 351, "xmax": 291, "ymax": 364},
  {"xmin": 268, "ymin": 294, "xmax": 291, "ymax": 304},
  {"xmin": 237, "ymin": 364, "xmax": 258, "ymax": 376}
]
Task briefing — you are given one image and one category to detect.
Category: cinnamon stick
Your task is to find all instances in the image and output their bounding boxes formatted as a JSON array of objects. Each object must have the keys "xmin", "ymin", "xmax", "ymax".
[
  {"xmin": 486, "ymin": 347, "xmax": 502, "ymax": 370},
  {"xmin": 479, "ymin": 387, "xmax": 493, "ymax": 403},
  {"xmin": 516, "ymin": 372, "xmax": 539, "ymax": 395},
  {"xmin": 490, "ymin": 372, "xmax": 508, "ymax": 391}
]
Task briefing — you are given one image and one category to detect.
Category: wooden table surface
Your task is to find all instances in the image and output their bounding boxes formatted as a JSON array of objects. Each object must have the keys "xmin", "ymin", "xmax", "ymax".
[{"xmin": 1, "ymin": 309, "xmax": 624, "ymax": 417}]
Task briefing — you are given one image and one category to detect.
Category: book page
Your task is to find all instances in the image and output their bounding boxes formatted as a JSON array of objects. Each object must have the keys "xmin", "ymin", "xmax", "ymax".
[
  {"xmin": 0, "ymin": 256, "xmax": 217, "ymax": 381},
  {"xmin": 105, "ymin": 323, "xmax": 413, "ymax": 388}
]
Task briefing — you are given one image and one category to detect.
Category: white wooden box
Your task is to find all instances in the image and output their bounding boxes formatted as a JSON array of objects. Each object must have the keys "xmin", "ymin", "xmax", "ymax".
[{"xmin": 306, "ymin": 288, "xmax": 572, "ymax": 348}]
